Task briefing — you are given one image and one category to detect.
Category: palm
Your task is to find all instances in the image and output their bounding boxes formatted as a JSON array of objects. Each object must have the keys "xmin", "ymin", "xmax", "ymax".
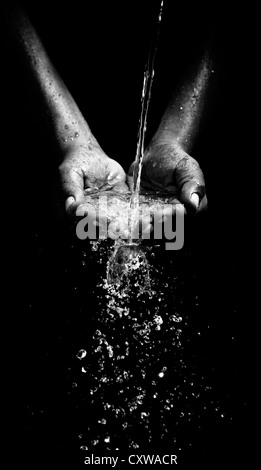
[
  {"xmin": 128, "ymin": 141, "xmax": 207, "ymax": 212},
  {"xmin": 136, "ymin": 142, "xmax": 183, "ymax": 196},
  {"xmin": 60, "ymin": 143, "xmax": 129, "ymax": 214}
]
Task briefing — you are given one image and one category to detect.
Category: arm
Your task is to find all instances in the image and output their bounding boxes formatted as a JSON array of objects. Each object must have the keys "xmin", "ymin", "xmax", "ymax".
[
  {"xmin": 5, "ymin": 3, "xmax": 93, "ymax": 155},
  {"xmin": 128, "ymin": 53, "xmax": 212, "ymax": 213},
  {"xmin": 151, "ymin": 53, "xmax": 211, "ymax": 153},
  {"xmin": 5, "ymin": 3, "xmax": 128, "ymax": 213}
]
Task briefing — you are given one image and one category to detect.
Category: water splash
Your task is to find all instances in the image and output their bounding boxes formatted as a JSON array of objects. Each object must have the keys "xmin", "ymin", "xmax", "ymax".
[
  {"xmin": 79, "ymin": 192, "xmax": 171, "ymax": 285},
  {"xmin": 106, "ymin": 242, "xmax": 150, "ymax": 286},
  {"xmin": 66, "ymin": 241, "xmax": 226, "ymax": 459}
]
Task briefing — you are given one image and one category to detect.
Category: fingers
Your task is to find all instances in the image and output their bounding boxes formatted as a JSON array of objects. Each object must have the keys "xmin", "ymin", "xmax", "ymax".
[
  {"xmin": 59, "ymin": 163, "xmax": 85, "ymax": 214},
  {"xmin": 75, "ymin": 204, "xmax": 130, "ymax": 240},
  {"xmin": 175, "ymin": 155, "xmax": 206, "ymax": 213},
  {"xmin": 65, "ymin": 196, "xmax": 76, "ymax": 214},
  {"xmin": 104, "ymin": 160, "xmax": 129, "ymax": 193},
  {"xmin": 128, "ymin": 152, "xmax": 207, "ymax": 217},
  {"xmin": 107, "ymin": 169, "xmax": 124, "ymax": 186},
  {"xmin": 113, "ymin": 182, "xmax": 130, "ymax": 194},
  {"xmin": 137, "ymin": 203, "xmax": 186, "ymax": 241},
  {"xmin": 65, "ymin": 196, "xmax": 85, "ymax": 216}
]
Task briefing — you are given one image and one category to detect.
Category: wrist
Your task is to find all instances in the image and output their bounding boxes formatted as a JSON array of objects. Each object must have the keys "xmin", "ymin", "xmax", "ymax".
[
  {"xmin": 60, "ymin": 138, "xmax": 108, "ymax": 164},
  {"xmin": 147, "ymin": 134, "xmax": 183, "ymax": 156}
]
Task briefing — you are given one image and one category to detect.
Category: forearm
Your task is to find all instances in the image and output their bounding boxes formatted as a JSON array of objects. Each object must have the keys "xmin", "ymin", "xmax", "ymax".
[
  {"xmin": 5, "ymin": 3, "xmax": 97, "ymax": 159},
  {"xmin": 151, "ymin": 52, "xmax": 212, "ymax": 153}
]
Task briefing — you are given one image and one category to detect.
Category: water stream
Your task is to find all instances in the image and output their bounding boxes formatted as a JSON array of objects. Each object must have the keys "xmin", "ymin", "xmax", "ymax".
[
  {"xmin": 107, "ymin": 0, "xmax": 165, "ymax": 280},
  {"xmin": 131, "ymin": 0, "xmax": 164, "ymax": 196},
  {"xmin": 129, "ymin": 0, "xmax": 164, "ymax": 243}
]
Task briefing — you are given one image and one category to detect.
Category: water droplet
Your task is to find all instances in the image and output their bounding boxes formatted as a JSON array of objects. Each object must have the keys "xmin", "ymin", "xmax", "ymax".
[
  {"xmin": 154, "ymin": 314, "xmax": 163, "ymax": 325},
  {"xmin": 76, "ymin": 349, "xmax": 87, "ymax": 359},
  {"xmin": 98, "ymin": 418, "xmax": 107, "ymax": 425}
]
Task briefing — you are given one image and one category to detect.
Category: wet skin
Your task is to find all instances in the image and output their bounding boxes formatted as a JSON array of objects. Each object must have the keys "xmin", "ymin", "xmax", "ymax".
[{"xmin": 6, "ymin": 4, "xmax": 209, "ymax": 237}]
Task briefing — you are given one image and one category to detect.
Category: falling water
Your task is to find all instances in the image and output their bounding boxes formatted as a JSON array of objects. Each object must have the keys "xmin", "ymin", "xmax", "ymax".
[
  {"xmin": 132, "ymin": 0, "xmax": 164, "ymax": 196},
  {"xmin": 128, "ymin": 0, "xmax": 164, "ymax": 241},
  {"xmin": 104, "ymin": 0, "xmax": 165, "ymax": 281},
  {"xmin": 63, "ymin": 239, "xmax": 227, "ymax": 462}
]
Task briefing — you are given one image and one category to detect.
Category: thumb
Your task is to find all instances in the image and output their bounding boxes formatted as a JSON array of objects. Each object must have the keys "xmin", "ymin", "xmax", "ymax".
[
  {"xmin": 112, "ymin": 182, "xmax": 130, "ymax": 194},
  {"xmin": 175, "ymin": 155, "xmax": 206, "ymax": 212},
  {"xmin": 59, "ymin": 163, "xmax": 85, "ymax": 215},
  {"xmin": 65, "ymin": 192, "xmax": 84, "ymax": 216}
]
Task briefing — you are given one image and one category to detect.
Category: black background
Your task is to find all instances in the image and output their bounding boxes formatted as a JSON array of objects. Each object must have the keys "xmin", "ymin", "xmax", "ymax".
[{"xmin": 4, "ymin": 0, "xmax": 256, "ymax": 466}]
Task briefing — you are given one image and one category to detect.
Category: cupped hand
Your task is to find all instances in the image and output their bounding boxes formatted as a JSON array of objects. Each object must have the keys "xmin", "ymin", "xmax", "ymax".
[
  {"xmin": 127, "ymin": 140, "xmax": 207, "ymax": 213},
  {"xmin": 127, "ymin": 140, "xmax": 207, "ymax": 237},
  {"xmin": 59, "ymin": 138, "xmax": 129, "ymax": 215}
]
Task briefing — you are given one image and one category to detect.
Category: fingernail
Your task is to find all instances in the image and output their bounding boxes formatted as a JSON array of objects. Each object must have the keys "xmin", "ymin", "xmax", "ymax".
[
  {"xmin": 108, "ymin": 172, "xmax": 116, "ymax": 181},
  {"xmin": 65, "ymin": 196, "xmax": 75, "ymax": 212},
  {"xmin": 191, "ymin": 193, "xmax": 199, "ymax": 209}
]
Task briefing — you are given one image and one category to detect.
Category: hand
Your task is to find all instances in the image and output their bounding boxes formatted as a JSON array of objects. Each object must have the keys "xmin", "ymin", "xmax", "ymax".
[
  {"xmin": 127, "ymin": 140, "xmax": 207, "ymax": 213},
  {"xmin": 126, "ymin": 140, "xmax": 207, "ymax": 238},
  {"xmin": 59, "ymin": 138, "xmax": 129, "ymax": 215}
]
